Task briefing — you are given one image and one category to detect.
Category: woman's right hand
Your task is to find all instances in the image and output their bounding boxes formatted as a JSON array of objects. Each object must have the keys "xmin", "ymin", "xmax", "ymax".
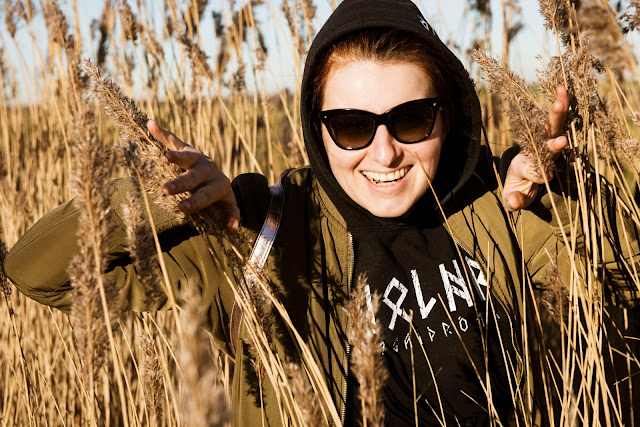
[
  {"xmin": 147, "ymin": 120, "xmax": 240, "ymax": 233},
  {"xmin": 502, "ymin": 86, "xmax": 569, "ymax": 212}
]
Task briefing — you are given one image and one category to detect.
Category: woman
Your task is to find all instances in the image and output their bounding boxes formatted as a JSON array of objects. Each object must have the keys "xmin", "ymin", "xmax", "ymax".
[{"xmin": 4, "ymin": 0, "xmax": 636, "ymax": 425}]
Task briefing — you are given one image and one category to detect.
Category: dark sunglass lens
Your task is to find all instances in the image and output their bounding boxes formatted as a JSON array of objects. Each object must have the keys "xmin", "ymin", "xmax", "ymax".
[
  {"xmin": 388, "ymin": 101, "xmax": 435, "ymax": 143},
  {"xmin": 328, "ymin": 114, "xmax": 375, "ymax": 149}
]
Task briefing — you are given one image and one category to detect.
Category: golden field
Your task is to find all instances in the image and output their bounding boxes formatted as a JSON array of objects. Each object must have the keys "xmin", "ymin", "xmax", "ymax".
[{"xmin": 2, "ymin": 0, "xmax": 640, "ymax": 425}]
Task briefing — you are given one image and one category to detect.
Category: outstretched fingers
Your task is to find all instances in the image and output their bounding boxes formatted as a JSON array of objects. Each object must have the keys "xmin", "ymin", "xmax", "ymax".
[
  {"xmin": 166, "ymin": 149, "xmax": 202, "ymax": 170},
  {"xmin": 545, "ymin": 86, "xmax": 568, "ymax": 136},
  {"xmin": 547, "ymin": 134, "xmax": 568, "ymax": 160},
  {"xmin": 539, "ymin": 86, "xmax": 569, "ymax": 184},
  {"xmin": 544, "ymin": 86, "xmax": 569, "ymax": 157},
  {"xmin": 147, "ymin": 120, "xmax": 187, "ymax": 151},
  {"xmin": 177, "ymin": 174, "xmax": 241, "ymax": 233},
  {"xmin": 162, "ymin": 157, "xmax": 215, "ymax": 195},
  {"xmin": 148, "ymin": 119, "xmax": 240, "ymax": 233},
  {"xmin": 501, "ymin": 87, "xmax": 570, "ymax": 212},
  {"xmin": 178, "ymin": 177, "xmax": 231, "ymax": 212}
]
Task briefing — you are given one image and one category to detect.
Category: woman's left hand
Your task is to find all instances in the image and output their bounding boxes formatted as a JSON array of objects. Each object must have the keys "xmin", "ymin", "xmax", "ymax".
[
  {"xmin": 502, "ymin": 85, "xmax": 570, "ymax": 212},
  {"xmin": 147, "ymin": 120, "xmax": 240, "ymax": 233}
]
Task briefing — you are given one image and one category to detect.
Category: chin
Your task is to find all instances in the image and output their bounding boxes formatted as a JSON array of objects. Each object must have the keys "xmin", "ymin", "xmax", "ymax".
[{"xmin": 361, "ymin": 201, "xmax": 413, "ymax": 218}]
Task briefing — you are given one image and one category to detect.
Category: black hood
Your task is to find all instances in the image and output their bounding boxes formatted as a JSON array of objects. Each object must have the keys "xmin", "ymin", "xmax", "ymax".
[{"xmin": 300, "ymin": 0, "xmax": 488, "ymax": 228}]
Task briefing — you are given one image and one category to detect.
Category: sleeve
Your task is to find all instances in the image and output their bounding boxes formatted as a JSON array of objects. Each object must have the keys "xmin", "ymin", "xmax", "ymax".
[
  {"xmin": 2, "ymin": 177, "xmax": 243, "ymax": 325},
  {"xmin": 503, "ymin": 150, "xmax": 640, "ymax": 308}
]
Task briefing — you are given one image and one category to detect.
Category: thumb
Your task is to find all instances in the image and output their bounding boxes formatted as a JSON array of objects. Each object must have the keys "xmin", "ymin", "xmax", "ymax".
[
  {"xmin": 504, "ymin": 190, "xmax": 525, "ymax": 212},
  {"xmin": 222, "ymin": 205, "xmax": 241, "ymax": 234}
]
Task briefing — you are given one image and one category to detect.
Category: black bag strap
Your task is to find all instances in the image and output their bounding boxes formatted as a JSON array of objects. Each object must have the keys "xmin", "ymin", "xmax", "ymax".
[{"xmin": 229, "ymin": 183, "xmax": 284, "ymax": 354}]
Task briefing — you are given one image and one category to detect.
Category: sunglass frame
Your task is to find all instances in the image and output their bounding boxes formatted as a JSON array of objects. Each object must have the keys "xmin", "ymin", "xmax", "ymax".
[{"xmin": 319, "ymin": 97, "xmax": 441, "ymax": 150}]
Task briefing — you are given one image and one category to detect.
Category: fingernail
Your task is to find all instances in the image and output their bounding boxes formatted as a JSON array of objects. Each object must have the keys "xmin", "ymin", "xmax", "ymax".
[
  {"xmin": 181, "ymin": 201, "xmax": 191, "ymax": 210},
  {"xmin": 163, "ymin": 183, "xmax": 174, "ymax": 194}
]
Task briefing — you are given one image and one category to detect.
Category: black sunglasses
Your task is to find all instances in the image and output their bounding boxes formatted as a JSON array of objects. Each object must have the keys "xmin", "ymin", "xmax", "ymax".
[{"xmin": 319, "ymin": 97, "xmax": 441, "ymax": 150}]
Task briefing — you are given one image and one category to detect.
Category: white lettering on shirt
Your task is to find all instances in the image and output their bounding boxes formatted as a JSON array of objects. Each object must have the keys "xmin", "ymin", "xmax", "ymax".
[
  {"xmin": 383, "ymin": 277, "xmax": 412, "ymax": 330},
  {"xmin": 427, "ymin": 327, "xmax": 436, "ymax": 342},
  {"xmin": 439, "ymin": 260, "xmax": 473, "ymax": 312},
  {"xmin": 411, "ymin": 269, "xmax": 437, "ymax": 319},
  {"xmin": 404, "ymin": 333, "xmax": 411, "ymax": 350},
  {"xmin": 465, "ymin": 257, "xmax": 487, "ymax": 301},
  {"xmin": 442, "ymin": 322, "xmax": 451, "ymax": 337},
  {"xmin": 458, "ymin": 316, "xmax": 469, "ymax": 332}
]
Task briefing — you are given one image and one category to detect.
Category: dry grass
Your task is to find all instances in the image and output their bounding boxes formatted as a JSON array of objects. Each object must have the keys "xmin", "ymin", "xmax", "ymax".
[
  {"xmin": 1, "ymin": 0, "xmax": 640, "ymax": 426},
  {"xmin": 346, "ymin": 274, "xmax": 386, "ymax": 427}
]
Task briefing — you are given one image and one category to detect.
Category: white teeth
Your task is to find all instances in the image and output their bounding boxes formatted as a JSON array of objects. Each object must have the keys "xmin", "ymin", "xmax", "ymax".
[{"xmin": 362, "ymin": 167, "xmax": 409, "ymax": 184}]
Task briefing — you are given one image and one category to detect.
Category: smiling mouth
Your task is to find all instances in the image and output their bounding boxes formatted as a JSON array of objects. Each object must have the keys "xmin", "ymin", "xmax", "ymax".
[{"xmin": 361, "ymin": 166, "xmax": 411, "ymax": 185}]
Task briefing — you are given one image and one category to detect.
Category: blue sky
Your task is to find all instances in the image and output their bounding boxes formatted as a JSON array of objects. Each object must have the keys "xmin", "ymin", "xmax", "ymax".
[{"xmin": 0, "ymin": 0, "xmax": 636, "ymax": 103}]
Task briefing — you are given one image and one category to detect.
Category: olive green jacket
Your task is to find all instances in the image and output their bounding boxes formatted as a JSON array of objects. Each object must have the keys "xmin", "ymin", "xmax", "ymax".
[{"xmin": 4, "ymin": 166, "xmax": 640, "ymax": 425}]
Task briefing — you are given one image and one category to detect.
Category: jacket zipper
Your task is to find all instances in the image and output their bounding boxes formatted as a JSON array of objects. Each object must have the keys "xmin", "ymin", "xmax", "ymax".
[
  {"xmin": 447, "ymin": 227, "xmax": 472, "ymax": 260},
  {"xmin": 449, "ymin": 223, "xmax": 524, "ymax": 387},
  {"xmin": 340, "ymin": 232, "xmax": 354, "ymax": 425}
]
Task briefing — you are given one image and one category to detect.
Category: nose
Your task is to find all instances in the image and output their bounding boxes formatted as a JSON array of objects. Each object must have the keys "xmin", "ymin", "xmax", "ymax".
[{"xmin": 369, "ymin": 125, "xmax": 402, "ymax": 166}]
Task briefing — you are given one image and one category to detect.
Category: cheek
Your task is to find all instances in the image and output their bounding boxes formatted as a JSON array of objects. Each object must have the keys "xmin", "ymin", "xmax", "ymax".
[
  {"xmin": 430, "ymin": 145, "xmax": 443, "ymax": 172},
  {"xmin": 410, "ymin": 141, "xmax": 443, "ymax": 178},
  {"xmin": 321, "ymin": 126, "xmax": 333, "ymax": 156},
  {"xmin": 321, "ymin": 127, "xmax": 341, "ymax": 173},
  {"xmin": 431, "ymin": 143, "xmax": 443, "ymax": 166},
  {"xmin": 321, "ymin": 127, "xmax": 339, "ymax": 171},
  {"xmin": 322, "ymin": 126, "xmax": 360, "ymax": 176}
]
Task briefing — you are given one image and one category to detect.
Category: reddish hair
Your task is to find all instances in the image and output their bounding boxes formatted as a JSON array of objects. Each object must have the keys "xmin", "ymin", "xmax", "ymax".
[{"xmin": 310, "ymin": 29, "xmax": 456, "ymax": 134}]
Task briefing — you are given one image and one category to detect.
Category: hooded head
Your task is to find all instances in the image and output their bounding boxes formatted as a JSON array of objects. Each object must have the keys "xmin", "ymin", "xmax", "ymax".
[{"xmin": 300, "ymin": 0, "xmax": 487, "ymax": 227}]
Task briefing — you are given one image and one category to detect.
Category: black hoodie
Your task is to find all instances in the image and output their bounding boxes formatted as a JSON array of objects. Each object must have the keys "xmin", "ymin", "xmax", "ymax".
[{"xmin": 300, "ymin": 0, "xmax": 513, "ymax": 424}]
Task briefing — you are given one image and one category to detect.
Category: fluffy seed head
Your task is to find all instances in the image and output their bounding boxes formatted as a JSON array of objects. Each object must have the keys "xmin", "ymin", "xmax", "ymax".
[
  {"xmin": 140, "ymin": 334, "xmax": 165, "ymax": 422},
  {"xmin": 42, "ymin": 0, "xmax": 69, "ymax": 47},
  {"xmin": 473, "ymin": 49, "xmax": 553, "ymax": 173},
  {"xmin": 177, "ymin": 284, "xmax": 231, "ymax": 427},
  {"xmin": 178, "ymin": 33, "xmax": 213, "ymax": 81},
  {"xmin": 118, "ymin": 0, "xmax": 139, "ymax": 43},
  {"xmin": 287, "ymin": 362, "xmax": 323, "ymax": 425},
  {"xmin": 121, "ymin": 191, "xmax": 163, "ymax": 306},
  {"xmin": 67, "ymin": 110, "xmax": 123, "ymax": 386},
  {"xmin": 621, "ymin": 0, "xmax": 640, "ymax": 33},
  {"xmin": 542, "ymin": 258, "xmax": 569, "ymax": 325},
  {"xmin": 3, "ymin": 0, "xmax": 27, "ymax": 38},
  {"xmin": 0, "ymin": 225, "xmax": 10, "ymax": 299},
  {"xmin": 347, "ymin": 274, "xmax": 387, "ymax": 427},
  {"xmin": 577, "ymin": 0, "xmax": 630, "ymax": 76},
  {"xmin": 539, "ymin": 0, "xmax": 582, "ymax": 45},
  {"xmin": 94, "ymin": 0, "xmax": 115, "ymax": 68},
  {"xmin": 82, "ymin": 59, "xmax": 184, "ymax": 215}
]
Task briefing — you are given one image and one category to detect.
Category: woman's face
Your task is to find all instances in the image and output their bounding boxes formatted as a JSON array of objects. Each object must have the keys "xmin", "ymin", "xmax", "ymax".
[{"xmin": 320, "ymin": 61, "xmax": 445, "ymax": 218}]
